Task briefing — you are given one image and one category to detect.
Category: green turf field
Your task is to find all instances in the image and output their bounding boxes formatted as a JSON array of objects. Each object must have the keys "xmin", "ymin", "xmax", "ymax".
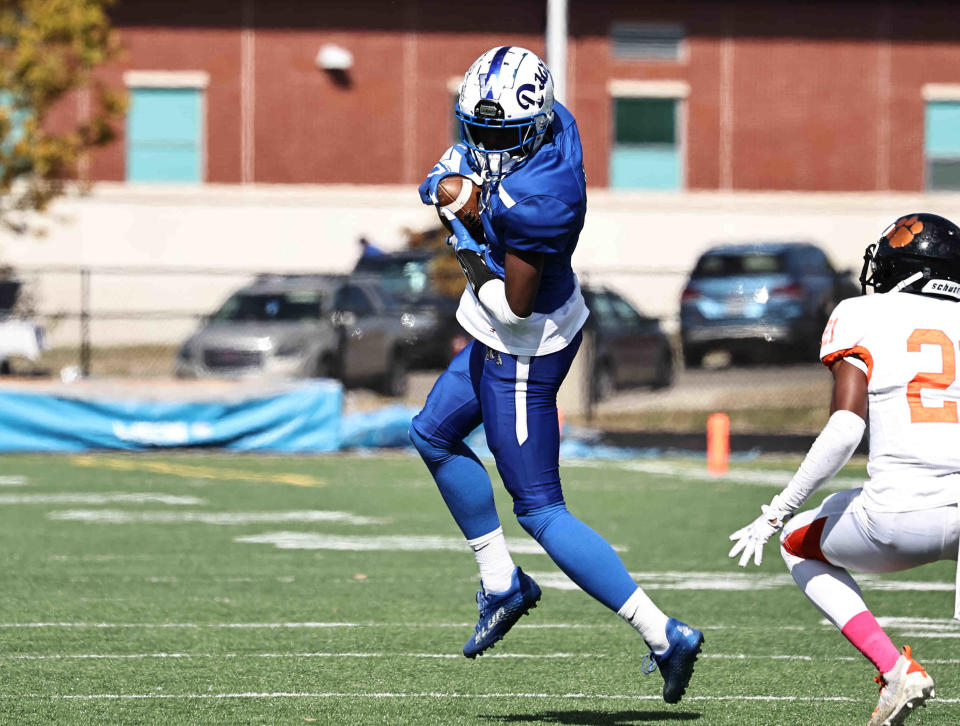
[{"xmin": 0, "ymin": 452, "xmax": 955, "ymax": 725}]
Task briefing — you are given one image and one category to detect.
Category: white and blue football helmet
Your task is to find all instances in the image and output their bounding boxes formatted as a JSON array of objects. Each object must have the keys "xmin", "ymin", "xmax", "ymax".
[{"xmin": 456, "ymin": 46, "xmax": 555, "ymax": 181}]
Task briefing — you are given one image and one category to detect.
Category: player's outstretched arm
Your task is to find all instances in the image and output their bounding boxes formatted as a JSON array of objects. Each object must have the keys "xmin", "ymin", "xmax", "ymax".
[{"xmin": 728, "ymin": 359, "xmax": 867, "ymax": 567}]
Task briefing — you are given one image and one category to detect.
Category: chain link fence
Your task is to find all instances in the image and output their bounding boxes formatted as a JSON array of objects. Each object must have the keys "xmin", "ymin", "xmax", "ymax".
[
  {"xmin": 8, "ymin": 265, "xmax": 259, "ymax": 378},
  {"xmin": 2, "ymin": 263, "xmax": 833, "ymax": 438}
]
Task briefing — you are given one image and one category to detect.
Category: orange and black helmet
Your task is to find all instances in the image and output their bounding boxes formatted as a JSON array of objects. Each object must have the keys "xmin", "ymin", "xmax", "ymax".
[{"xmin": 860, "ymin": 212, "xmax": 960, "ymax": 299}]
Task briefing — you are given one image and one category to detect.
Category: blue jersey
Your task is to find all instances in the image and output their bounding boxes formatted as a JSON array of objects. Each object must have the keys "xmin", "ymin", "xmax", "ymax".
[
  {"xmin": 480, "ymin": 102, "xmax": 587, "ymax": 314},
  {"xmin": 419, "ymin": 102, "xmax": 589, "ymax": 356}
]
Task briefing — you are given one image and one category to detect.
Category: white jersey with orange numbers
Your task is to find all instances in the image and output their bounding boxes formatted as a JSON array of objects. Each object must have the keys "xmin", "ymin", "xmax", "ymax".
[{"xmin": 820, "ymin": 291, "xmax": 960, "ymax": 512}]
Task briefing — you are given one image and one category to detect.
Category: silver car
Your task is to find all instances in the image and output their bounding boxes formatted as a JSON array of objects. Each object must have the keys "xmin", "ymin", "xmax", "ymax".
[{"xmin": 175, "ymin": 274, "xmax": 411, "ymax": 395}]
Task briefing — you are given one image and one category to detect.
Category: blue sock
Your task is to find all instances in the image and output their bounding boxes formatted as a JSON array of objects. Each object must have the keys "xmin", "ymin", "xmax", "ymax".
[
  {"xmin": 517, "ymin": 502, "xmax": 637, "ymax": 612},
  {"xmin": 409, "ymin": 425, "xmax": 501, "ymax": 540}
]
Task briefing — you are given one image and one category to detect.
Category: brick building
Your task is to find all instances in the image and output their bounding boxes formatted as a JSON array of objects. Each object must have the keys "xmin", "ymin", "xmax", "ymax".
[{"xmin": 75, "ymin": 0, "xmax": 960, "ymax": 192}]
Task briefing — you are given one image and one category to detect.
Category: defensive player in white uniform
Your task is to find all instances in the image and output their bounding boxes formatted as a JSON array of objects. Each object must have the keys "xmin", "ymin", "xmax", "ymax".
[{"xmin": 728, "ymin": 213, "xmax": 960, "ymax": 726}]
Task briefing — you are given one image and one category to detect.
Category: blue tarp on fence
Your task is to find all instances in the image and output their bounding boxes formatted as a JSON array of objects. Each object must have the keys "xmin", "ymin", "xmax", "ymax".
[
  {"xmin": 0, "ymin": 381, "xmax": 707, "ymax": 459},
  {"xmin": 0, "ymin": 380, "xmax": 343, "ymax": 453}
]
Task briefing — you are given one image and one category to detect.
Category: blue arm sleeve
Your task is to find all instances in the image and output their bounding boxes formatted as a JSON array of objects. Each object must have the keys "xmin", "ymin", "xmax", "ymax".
[{"xmin": 500, "ymin": 196, "xmax": 579, "ymax": 254}]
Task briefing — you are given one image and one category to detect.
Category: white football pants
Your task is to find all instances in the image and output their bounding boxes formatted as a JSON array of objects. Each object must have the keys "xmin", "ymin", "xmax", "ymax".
[
  {"xmin": 780, "ymin": 488, "xmax": 959, "ymax": 628},
  {"xmin": 783, "ymin": 488, "xmax": 958, "ymax": 573}
]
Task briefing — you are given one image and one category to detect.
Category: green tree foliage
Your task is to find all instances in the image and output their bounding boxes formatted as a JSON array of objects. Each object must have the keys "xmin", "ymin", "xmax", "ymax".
[{"xmin": 0, "ymin": 0, "xmax": 124, "ymax": 233}]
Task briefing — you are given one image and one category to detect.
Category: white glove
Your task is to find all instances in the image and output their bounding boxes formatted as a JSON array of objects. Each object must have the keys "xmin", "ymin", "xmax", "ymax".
[{"xmin": 728, "ymin": 503, "xmax": 790, "ymax": 567}]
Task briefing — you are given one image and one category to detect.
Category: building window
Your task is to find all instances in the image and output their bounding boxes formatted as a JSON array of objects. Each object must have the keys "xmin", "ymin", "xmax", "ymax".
[
  {"xmin": 925, "ymin": 100, "xmax": 960, "ymax": 190},
  {"xmin": 609, "ymin": 97, "xmax": 679, "ymax": 190},
  {"xmin": 608, "ymin": 81, "xmax": 688, "ymax": 190},
  {"xmin": 124, "ymin": 71, "xmax": 208, "ymax": 183},
  {"xmin": 611, "ymin": 22, "xmax": 685, "ymax": 61}
]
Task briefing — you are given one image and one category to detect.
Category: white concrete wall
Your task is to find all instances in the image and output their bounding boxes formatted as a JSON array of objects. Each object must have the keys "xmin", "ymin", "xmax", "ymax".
[{"xmin": 3, "ymin": 183, "xmax": 960, "ymax": 346}]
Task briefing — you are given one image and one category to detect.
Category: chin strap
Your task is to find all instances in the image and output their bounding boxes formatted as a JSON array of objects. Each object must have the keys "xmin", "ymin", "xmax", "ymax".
[{"xmin": 892, "ymin": 270, "xmax": 925, "ymax": 292}]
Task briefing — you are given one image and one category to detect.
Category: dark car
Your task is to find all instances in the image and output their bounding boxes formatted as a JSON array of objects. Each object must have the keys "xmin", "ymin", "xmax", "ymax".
[
  {"xmin": 582, "ymin": 285, "xmax": 674, "ymax": 401},
  {"xmin": 354, "ymin": 249, "xmax": 468, "ymax": 368},
  {"xmin": 0, "ymin": 279, "xmax": 45, "ymax": 376},
  {"xmin": 679, "ymin": 242, "xmax": 859, "ymax": 367},
  {"xmin": 176, "ymin": 274, "xmax": 412, "ymax": 395}
]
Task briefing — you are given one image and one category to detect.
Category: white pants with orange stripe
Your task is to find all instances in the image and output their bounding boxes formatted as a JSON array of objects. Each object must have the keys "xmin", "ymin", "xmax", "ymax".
[{"xmin": 779, "ymin": 488, "xmax": 959, "ymax": 629}]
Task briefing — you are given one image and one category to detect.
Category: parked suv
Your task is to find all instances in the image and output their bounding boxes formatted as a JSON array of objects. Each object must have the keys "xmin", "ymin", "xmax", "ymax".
[
  {"xmin": 175, "ymin": 274, "xmax": 412, "ymax": 395},
  {"xmin": 679, "ymin": 242, "xmax": 858, "ymax": 367},
  {"xmin": 582, "ymin": 284, "xmax": 674, "ymax": 401}
]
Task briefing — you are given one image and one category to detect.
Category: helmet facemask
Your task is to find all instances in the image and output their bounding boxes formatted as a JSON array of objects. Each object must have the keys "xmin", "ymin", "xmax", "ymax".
[
  {"xmin": 457, "ymin": 100, "xmax": 551, "ymax": 181},
  {"xmin": 859, "ymin": 242, "xmax": 878, "ymax": 294},
  {"xmin": 861, "ymin": 242, "xmax": 930, "ymax": 294}
]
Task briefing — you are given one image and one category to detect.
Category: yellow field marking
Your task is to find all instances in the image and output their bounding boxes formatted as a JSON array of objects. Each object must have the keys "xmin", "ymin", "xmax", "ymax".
[{"xmin": 70, "ymin": 456, "xmax": 324, "ymax": 488}]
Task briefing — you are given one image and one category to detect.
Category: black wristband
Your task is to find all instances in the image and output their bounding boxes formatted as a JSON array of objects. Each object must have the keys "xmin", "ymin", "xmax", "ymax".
[{"xmin": 456, "ymin": 249, "xmax": 497, "ymax": 295}]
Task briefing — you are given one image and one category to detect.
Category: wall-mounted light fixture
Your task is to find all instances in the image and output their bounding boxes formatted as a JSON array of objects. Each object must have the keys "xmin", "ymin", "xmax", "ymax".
[{"xmin": 316, "ymin": 44, "xmax": 353, "ymax": 71}]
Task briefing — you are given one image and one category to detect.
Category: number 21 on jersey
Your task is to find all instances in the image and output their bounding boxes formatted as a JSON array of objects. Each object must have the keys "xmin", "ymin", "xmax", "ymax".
[{"xmin": 906, "ymin": 329, "xmax": 959, "ymax": 424}]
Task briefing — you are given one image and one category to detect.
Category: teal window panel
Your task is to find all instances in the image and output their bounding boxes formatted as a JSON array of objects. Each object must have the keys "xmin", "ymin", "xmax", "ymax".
[
  {"xmin": 127, "ymin": 87, "xmax": 202, "ymax": 183},
  {"xmin": 926, "ymin": 102, "xmax": 960, "ymax": 156},
  {"xmin": 611, "ymin": 97, "xmax": 680, "ymax": 189},
  {"xmin": 611, "ymin": 145, "xmax": 679, "ymax": 189}
]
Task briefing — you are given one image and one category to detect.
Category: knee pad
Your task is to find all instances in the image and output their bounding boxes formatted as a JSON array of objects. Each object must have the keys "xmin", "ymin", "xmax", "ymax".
[
  {"xmin": 516, "ymin": 502, "xmax": 567, "ymax": 541},
  {"xmin": 781, "ymin": 511, "xmax": 828, "ymax": 563},
  {"xmin": 409, "ymin": 424, "xmax": 443, "ymax": 463}
]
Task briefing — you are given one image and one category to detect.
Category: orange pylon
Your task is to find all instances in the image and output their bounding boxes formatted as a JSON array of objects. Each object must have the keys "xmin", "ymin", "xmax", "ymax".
[{"xmin": 706, "ymin": 412, "xmax": 730, "ymax": 475}]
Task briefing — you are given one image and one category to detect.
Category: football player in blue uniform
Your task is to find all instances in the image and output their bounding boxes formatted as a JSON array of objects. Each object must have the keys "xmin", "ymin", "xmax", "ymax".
[{"xmin": 411, "ymin": 46, "xmax": 703, "ymax": 703}]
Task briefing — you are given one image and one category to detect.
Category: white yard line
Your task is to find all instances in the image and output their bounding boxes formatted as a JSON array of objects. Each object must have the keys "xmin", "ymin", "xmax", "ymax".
[
  {"xmin": 48, "ymin": 554, "xmax": 158, "ymax": 562},
  {"xmin": 4, "ymin": 692, "xmax": 959, "ymax": 703},
  {"xmin": 48, "ymin": 510, "xmax": 387, "ymax": 526},
  {"xmin": 584, "ymin": 460, "xmax": 865, "ymax": 490},
  {"xmin": 0, "ymin": 619, "xmax": 956, "ymax": 636},
  {"xmin": 231, "ymin": 532, "xmax": 624, "ymax": 554},
  {"xmin": 5, "ymin": 651, "xmax": 958, "ymax": 665},
  {"xmin": 0, "ymin": 476, "xmax": 27, "ymax": 486},
  {"xmin": 0, "ymin": 493, "xmax": 204, "ymax": 505},
  {"xmin": 531, "ymin": 571, "xmax": 955, "ymax": 593},
  {"xmin": 0, "ymin": 652, "xmax": 589, "ymax": 660},
  {"xmin": 876, "ymin": 616, "xmax": 960, "ymax": 629},
  {"xmin": 828, "ymin": 617, "xmax": 960, "ymax": 635}
]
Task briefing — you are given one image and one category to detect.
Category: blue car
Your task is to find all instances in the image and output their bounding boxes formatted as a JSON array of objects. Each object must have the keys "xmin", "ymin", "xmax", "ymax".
[{"xmin": 679, "ymin": 242, "xmax": 858, "ymax": 367}]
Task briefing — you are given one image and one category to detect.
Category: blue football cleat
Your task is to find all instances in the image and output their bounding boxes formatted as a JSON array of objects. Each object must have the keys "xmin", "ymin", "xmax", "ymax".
[
  {"xmin": 642, "ymin": 617, "xmax": 704, "ymax": 704},
  {"xmin": 463, "ymin": 567, "xmax": 541, "ymax": 658}
]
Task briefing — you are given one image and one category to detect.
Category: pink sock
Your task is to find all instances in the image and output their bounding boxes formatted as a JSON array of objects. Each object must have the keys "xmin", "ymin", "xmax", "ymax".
[{"xmin": 841, "ymin": 610, "xmax": 900, "ymax": 673}]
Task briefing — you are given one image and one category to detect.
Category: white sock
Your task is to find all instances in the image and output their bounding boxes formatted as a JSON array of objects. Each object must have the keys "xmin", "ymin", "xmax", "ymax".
[
  {"xmin": 467, "ymin": 527, "xmax": 516, "ymax": 594},
  {"xmin": 618, "ymin": 587, "xmax": 670, "ymax": 654}
]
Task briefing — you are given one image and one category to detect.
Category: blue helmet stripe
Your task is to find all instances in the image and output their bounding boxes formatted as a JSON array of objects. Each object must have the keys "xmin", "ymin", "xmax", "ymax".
[{"xmin": 483, "ymin": 46, "xmax": 511, "ymax": 99}]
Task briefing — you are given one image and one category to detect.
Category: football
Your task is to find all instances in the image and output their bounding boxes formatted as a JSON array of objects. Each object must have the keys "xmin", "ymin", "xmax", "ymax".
[{"xmin": 435, "ymin": 175, "xmax": 483, "ymax": 240}]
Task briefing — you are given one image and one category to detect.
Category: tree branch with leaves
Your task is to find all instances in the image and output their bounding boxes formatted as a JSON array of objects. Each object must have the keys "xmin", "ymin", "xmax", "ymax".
[{"xmin": 0, "ymin": 0, "xmax": 124, "ymax": 233}]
